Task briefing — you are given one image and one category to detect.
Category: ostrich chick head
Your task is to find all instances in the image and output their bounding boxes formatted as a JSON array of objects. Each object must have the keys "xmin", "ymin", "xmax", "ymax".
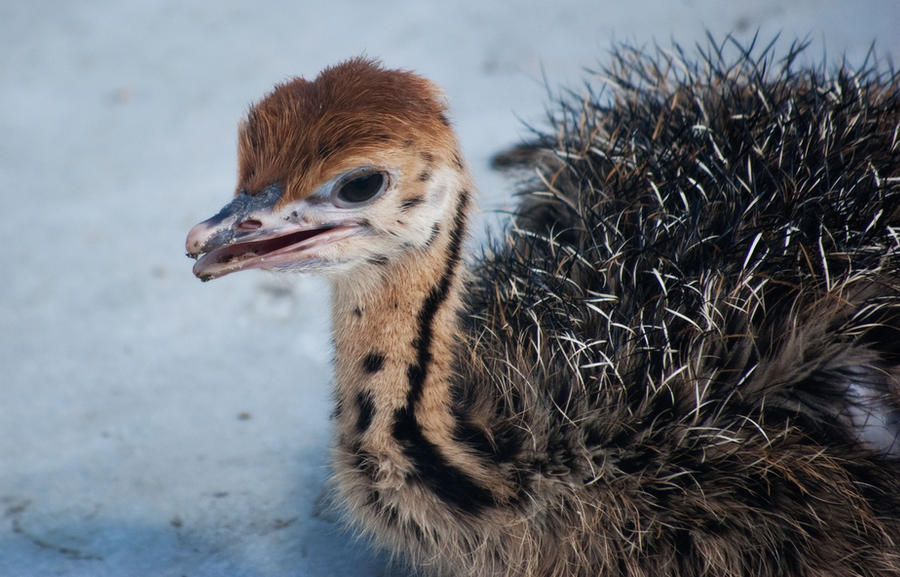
[{"xmin": 186, "ymin": 58, "xmax": 461, "ymax": 282}]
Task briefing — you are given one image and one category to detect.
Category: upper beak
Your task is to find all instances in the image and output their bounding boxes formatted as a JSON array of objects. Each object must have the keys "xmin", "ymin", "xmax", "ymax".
[
  {"xmin": 185, "ymin": 184, "xmax": 354, "ymax": 281},
  {"xmin": 186, "ymin": 185, "xmax": 282, "ymax": 255}
]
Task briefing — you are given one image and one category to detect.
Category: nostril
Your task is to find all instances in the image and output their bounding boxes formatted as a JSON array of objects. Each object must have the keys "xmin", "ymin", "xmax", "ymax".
[{"xmin": 238, "ymin": 219, "xmax": 263, "ymax": 231}]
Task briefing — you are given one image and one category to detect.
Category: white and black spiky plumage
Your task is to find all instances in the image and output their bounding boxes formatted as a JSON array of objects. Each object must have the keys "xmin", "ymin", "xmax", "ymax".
[
  {"xmin": 187, "ymin": 36, "xmax": 900, "ymax": 577},
  {"xmin": 465, "ymin": 37, "xmax": 900, "ymax": 575}
]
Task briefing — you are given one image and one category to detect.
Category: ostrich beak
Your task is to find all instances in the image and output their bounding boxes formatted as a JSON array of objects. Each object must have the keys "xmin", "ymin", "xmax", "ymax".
[{"xmin": 185, "ymin": 184, "xmax": 356, "ymax": 281}]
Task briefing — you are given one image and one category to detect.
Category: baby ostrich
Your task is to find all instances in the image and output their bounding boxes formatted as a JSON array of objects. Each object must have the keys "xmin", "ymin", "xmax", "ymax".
[{"xmin": 187, "ymin": 40, "xmax": 900, "ymax": 577}]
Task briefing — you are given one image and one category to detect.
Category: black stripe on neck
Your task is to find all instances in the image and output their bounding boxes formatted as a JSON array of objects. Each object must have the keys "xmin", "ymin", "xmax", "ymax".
[
  {"xmin": 391, "ymin": 189, "xmax": 494, "ymax": 514},
  {"xmin": 407, "ymin": 188, "xmax": 469, "ymax": 407}
]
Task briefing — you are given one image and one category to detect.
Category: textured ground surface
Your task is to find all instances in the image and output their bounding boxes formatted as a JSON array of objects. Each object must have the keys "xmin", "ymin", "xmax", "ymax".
[{"xmin": 2, "ymin": 1, "xmax": 898, "ymax": 575}]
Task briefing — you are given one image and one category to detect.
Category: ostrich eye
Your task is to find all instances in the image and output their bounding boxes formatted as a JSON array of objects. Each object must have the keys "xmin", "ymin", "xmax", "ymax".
[{"xmin": 335, "ymin": 171, "xmax": 387, "ymax": 205}]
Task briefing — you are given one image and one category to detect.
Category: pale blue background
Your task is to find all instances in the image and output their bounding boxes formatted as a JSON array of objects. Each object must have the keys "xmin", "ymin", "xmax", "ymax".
[{"xmin": 2, "ymin": 1, "xmax": 898, "ymax": 575}]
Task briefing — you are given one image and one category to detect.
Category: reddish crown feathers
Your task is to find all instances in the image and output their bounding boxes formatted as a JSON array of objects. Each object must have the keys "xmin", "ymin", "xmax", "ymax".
[{"xmin": 236, "ymin": 58, "xmax": 455, "ymax": 205}]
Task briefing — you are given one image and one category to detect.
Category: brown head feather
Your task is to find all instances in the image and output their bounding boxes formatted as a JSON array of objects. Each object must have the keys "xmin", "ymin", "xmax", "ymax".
[{"xmin": 237, "ymin": 58, "xmax": 453, "ymax": 204}]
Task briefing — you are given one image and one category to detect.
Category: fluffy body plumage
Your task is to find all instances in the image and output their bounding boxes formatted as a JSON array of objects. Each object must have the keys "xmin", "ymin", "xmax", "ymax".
[{"xmin": 188, "ymin": 37, "xmax": 900, "ymax": 577}]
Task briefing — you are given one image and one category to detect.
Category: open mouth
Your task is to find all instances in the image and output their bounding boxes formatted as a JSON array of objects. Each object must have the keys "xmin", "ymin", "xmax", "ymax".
[{"xmin": 191, "ymin": 224, "xmax": 354, "ymax": 281}]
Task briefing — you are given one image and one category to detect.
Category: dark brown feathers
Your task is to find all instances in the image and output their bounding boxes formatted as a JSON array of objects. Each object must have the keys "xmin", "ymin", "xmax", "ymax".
[{"xmin": 448, "ymin": 36, "xmax": 900, "ymax": 576}]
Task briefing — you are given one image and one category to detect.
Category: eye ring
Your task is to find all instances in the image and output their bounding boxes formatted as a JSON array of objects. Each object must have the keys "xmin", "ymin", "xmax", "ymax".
[{"xmin": 333, "ymin": 169, "xmax": 389, "ymax": 207}]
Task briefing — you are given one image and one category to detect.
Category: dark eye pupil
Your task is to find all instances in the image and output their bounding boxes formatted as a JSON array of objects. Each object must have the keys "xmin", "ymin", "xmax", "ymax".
[{"xmin": 337, "ymin": 173, "xmax": 384, "ymax": 203}]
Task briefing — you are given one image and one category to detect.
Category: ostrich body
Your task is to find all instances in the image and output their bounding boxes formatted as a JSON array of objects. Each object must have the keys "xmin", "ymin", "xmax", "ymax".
[{"xmin": 187, "ymin": 43, "xmax": 900, "ymax": 576}]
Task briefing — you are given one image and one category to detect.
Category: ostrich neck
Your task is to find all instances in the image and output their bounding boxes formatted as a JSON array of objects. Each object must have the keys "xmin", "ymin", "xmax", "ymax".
[{"xmin": 328, "ymin": 188, "xmax": 496, "ymax": 508}]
